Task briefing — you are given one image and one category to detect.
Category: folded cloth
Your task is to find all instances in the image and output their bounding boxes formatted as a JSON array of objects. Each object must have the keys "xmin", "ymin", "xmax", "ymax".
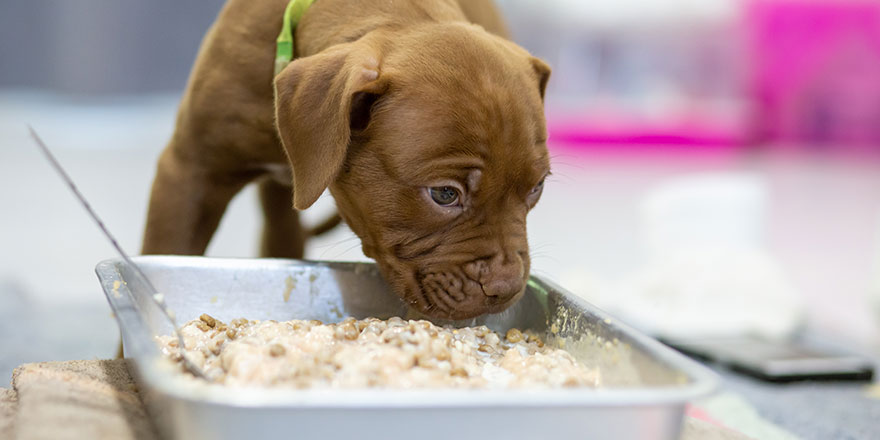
[
  {"xmin": 4, "ymin": 359, "xmax": 750, "ymax": 440},
  {"xmin": 11, "ymin": 360, "xmax": 158, "ymax": 440}
]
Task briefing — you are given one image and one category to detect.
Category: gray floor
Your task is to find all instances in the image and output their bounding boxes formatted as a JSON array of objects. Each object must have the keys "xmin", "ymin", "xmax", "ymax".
[
  {"xmin": 2, "ymin": 91, "xmax": 880, "ymax": 438},
  {"xmin": 718, "ymin": 366, "xmax": 880, "ymax": 440},
  {"xmin": 0, "ymin": 281, "xmax": 118, "ymax": 381}
]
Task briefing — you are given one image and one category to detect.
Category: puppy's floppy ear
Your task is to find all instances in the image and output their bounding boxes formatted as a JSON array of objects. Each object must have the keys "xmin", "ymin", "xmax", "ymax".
[
  {"xmin": 274, "ymin": 42, "xmax": 388, "ymax": 210},
  {"xmin": 529, "ymin": 57, "xmax": 551, "ymax": 100}
]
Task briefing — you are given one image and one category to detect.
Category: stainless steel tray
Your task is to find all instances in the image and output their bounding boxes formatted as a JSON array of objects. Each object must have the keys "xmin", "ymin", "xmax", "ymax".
[{"xmin": 96, "ymin": 255, "xmax": 718, "ymax": 440}]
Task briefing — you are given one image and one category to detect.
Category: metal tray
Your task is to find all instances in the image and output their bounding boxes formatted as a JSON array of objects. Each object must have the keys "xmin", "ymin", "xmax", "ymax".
[{"xmin": 96, "ymin": 255, "xmax": 718, "ymax": 440}]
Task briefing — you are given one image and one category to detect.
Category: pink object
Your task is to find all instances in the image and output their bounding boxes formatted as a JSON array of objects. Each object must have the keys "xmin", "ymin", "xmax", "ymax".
[
  {"xmin": 746, "ymin": 0, "xmax": 880, "ymax": 148},
  {"xmin": 541, "ymin": 14, "xmax": 751, "ymax": 150},
  {"xmin": 685, "ymin": 404, "xmax": 726, "ymax": 427},
  {"xmin": 547, "ymin": 110, "xmax": 746, "ymax": 150}
]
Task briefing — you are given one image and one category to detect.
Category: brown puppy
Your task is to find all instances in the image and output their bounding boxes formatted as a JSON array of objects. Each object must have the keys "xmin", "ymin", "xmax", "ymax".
[{"xmin": 143, "ymin": 0, "xmax": 551, "ymax": 320}]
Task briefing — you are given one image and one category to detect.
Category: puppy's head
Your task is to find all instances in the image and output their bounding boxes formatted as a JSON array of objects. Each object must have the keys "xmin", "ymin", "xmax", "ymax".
[{"xmin": 275, "ymin": 23, "xmax": 550, "ymax": 320}]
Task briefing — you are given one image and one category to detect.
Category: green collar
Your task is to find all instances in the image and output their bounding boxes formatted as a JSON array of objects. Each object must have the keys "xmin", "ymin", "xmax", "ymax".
[{"xmin": 275, "ymin": 0, "xmax": 316, "ymax": 75}]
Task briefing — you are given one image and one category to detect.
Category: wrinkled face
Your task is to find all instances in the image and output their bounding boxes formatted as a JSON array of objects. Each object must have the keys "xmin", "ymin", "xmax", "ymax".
[{"xmin": 329, "ymin": 31, "xmax": 550, "ymax": 319}]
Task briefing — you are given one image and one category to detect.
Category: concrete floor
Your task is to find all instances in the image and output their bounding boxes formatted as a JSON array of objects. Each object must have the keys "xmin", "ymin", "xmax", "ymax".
[{"xmin": 1, "ymin": 90, "xmax": 880, "ymax": 438}]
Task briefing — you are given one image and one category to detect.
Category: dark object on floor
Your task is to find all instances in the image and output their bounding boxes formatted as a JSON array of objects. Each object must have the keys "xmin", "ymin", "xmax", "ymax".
[{"xmin": 664, "ymin": 336, "xmax": 875, "ymax": 383}]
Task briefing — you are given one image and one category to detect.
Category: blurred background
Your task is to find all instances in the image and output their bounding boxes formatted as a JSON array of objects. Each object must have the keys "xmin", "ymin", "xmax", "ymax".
[{"xmin": 1, "ymin": 0, "xmax": 880, "ymax": 429}]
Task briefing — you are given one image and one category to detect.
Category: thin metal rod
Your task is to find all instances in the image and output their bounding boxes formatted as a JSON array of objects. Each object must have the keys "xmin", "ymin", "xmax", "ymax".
[
  {"xmin": 27, "ymin": 125, "xmax": 162, "ymax": 297},
  {"xmin": 27, "ymin": 125, "xmax": 206, "ymax": 378}
]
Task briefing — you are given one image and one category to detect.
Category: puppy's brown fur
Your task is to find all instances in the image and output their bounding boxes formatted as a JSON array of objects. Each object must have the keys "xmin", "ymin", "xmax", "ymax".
[{"xmin": 143, "ymin": 0, "xmax": 551, "ymax": 319}]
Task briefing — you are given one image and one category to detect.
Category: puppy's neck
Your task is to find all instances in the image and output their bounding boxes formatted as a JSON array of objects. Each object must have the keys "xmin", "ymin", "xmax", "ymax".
[{"xmin": 295, "ymin": 0, "xmax": 468, "ymax": 57}]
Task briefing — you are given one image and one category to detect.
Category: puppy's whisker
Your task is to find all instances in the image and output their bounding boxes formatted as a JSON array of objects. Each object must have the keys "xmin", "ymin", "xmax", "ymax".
[
  {"xmin": 548, "ymin": 154, "xmax": 587, "ymax": 171},
  {"xmin": 315, "ymin": 241, "xmax": 355, "ymax": 258},
  {"xmin": 529, "ymin": 252, "xmax": 549, "ymax": 261},
  {"xmin": 531, "ymin": 254, "xmax": 562, "ymax": 265},
  {"xmin": 316, "ymin": 235, "xmax": 361, "ymax": 258},
  {"xmin": 530, "ymin": 265, "xmax": 564, "ymax": 276},
  {"xmin": 338, "ymin": 242, "xmax": 365, "ymax": 256},
  {"xmin": 313, "ymin": 234, "xmax": 359, "ymax": 249},
  {"xmin": 530, "ymin": 251, "xmax": 554, "ymax": 259},
  {"xmin": 530, "ymin": 269, "xmax": 557, "ymax": 280},
  {"xmin": 527, "ymin": 249, "xmax": 555, "ymax": 260},
  {"xmin": 548, "ymin": 152, "xmax": 581, "ymax": 161},
  {"xmin": 546, "ymin": 171, "xmax": 578, "ymax": 185},
  {"xmin": 549, "ymin": 161, "xmax": 585, "ymax": 172},
  {"xmin": 331, "ymin": 234, "xmax": 361, "ymax": 243},
  {"xmin": 529, "ymin": 243, "xmax": 554, "ymax": 253}
]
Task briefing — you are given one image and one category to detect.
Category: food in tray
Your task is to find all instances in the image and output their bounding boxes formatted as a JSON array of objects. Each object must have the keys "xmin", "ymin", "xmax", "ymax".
[{"xmin": 158, "ymin": 314, "xmax": 600, "ymax": 389}]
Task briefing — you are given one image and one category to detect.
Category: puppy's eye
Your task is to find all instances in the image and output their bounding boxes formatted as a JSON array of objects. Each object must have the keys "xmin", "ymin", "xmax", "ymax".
[
  {"xmin": 530, "ymin": 179, "xmax": 545, "ymax": 195},
  {"xmin": 430, "ymin": 186, "xmax": 460, "ymax": 206}
]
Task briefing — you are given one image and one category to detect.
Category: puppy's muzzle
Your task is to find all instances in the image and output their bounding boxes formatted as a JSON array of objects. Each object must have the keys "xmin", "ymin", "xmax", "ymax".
[{"xmin": 416, "ymin": 253, "xmax": 526, "ymax": 319}]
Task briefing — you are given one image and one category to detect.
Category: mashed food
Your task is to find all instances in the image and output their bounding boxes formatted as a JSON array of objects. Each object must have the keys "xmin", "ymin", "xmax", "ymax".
[{"xmin": 158, "ymin": 314, "xmax": 600, "ymax": 389}]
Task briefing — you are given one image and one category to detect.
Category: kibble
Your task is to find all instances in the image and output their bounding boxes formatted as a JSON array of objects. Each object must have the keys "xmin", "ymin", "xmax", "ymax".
[
  {"xmin": 199, "ymin": 314, "xmax": 216, "ymax": 328},
  {"xmin": 269, "ymin": 344, "xmax": 286, "ymax": 357},
  {"xmin": 157, "ymin": 316, "xmax": 601, "ymax": 389},
  {"xmin": 506, "ymin": 328, "xmax": 523, "ymax": 343}
]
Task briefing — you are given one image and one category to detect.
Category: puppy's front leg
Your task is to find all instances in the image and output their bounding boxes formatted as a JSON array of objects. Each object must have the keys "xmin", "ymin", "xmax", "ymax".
[
  {"xmin": 258, "ymin": 178, "xmax": 305, "ymax": 259},
  {"xmin": 142, "ymin": 146, "xmax": 255, "ymax": 255}
]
